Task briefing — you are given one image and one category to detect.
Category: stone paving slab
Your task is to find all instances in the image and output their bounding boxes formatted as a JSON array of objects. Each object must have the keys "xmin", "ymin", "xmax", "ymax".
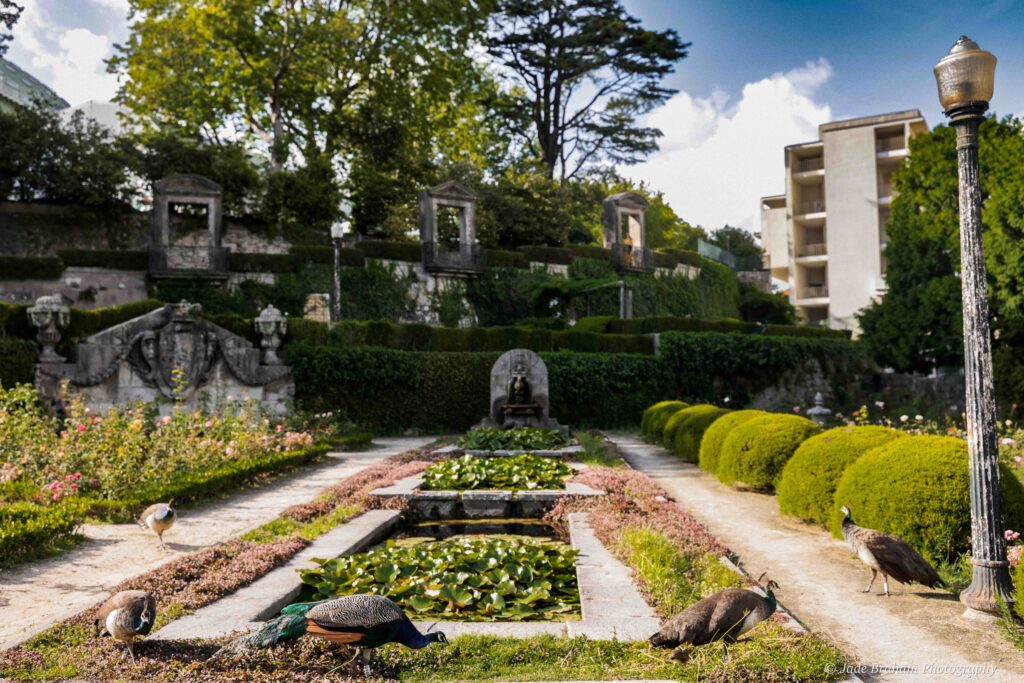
[
  {"xmin": 152, "ymin": 510, "xmax": 400, "ymax": 640},
  {"xmin": 0, "ymin": 437, "xmax": 431, "ymax": 651}
]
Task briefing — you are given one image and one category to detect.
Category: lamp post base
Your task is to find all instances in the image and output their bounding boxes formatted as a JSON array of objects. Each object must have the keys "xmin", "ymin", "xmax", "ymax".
[
  {"xmin": 961, "ymin": 607, "xmax": 1001, "ymax": 626},
  {"xmin": 960, "ymin": 559, "xmax": 1014, "ymax": 615}
]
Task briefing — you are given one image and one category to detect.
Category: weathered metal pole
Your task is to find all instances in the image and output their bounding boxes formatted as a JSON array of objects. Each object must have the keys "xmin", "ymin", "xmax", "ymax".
[
  {"xmin": 950, "ymin": 104, "xmax": 1014, "ymax": 616},
  {"xmin": 332, "ymin": 236, "xmax": 342, "ymax": 322},
  {"xmin": 934, "ymin": 36, "xmax": 1011, "ymax": 617}
]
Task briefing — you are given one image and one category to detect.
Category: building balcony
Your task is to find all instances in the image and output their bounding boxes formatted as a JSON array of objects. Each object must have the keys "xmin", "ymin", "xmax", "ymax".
[
  {"xmin": 796, "ymin": 199, "xmax": 826, "ymax": 216},
  {"xmin": 422, "ymin": 241, "xmax": 487, "ymax": 274},
  {"xmin": 797, "ymin": 285, "xmax": 829, "ymax": 301},
  {"xmin": 876, "ymin": 136, "xmax": 906, "ymax": 153},
  {"xmin": 795, "ymin": 157, "xmax": 824, "ymax": 173},
  {"xmin": 796, "ymin": 243, "xmax": 827, "ymax": 258}
]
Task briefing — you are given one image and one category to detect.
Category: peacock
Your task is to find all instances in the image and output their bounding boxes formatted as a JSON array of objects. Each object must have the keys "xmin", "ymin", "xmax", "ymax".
[
  {"xmin": 216, "ymin": 594, "xmax": 447, "ymax": 676},
  {"xmin": 94, "ymin": 590, "xmax": 156, "ymax": 663},
  {"xmin": 138, "ymin": 498, "xmax": 176, "ymax": 550},
  {"xmin": 839, "ymin": 505, "xmax": 944, "ymax": 596},
  {"xmin": 649, "ymin": 575, "xmax": 779, "ymax": 662}
]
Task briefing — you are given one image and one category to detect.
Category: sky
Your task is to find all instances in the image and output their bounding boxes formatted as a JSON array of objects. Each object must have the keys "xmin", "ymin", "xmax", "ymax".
[{"xmin": 7, "ymin": 0, "xmax": 1024, "ymax": 234}]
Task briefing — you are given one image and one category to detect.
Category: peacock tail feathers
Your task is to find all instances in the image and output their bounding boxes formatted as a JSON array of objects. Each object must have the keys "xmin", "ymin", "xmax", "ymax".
[
  {"xmin": 279, "ymin": 601, "xmax": 322, "ymax": 616},
  {"xmin": 233, "ymin": 613, "xmax": 309, "ymax": 650}
]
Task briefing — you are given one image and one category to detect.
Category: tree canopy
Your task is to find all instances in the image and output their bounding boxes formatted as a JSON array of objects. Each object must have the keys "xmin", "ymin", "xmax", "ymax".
[
  {"xmin": 487, "ymin": 0, "xmax": 688, "ymax": 180},
  {"xmin": 0, "ymin": 0, "xmax": 21, "ymax": 56},
  {"xmin": 858, "ymin": 116, "xmax": 1024, "ymax": 374}
]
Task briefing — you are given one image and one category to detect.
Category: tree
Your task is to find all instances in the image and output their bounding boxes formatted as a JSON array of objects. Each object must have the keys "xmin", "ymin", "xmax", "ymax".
[
  {"xmin": 0, "ymin": 0, "xmax": 21, "ymax": 56},
  {"xmin": 487, "ymin": 0, "xmax": 688, "ymax": 180},
  {"xmin": 857, "ymin": 116, "xmax": 1024, "ymax": 373},
  {"xmin": 711, "ymin": 225, "xmax": 762, "ymax": 270},
  {"xmin": 111, "ymin": 0, "xmax": 492, "ymax": 173}
]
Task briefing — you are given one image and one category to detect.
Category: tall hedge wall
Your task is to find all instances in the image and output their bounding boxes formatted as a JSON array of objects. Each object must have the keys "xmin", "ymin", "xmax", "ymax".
[
  {"xmin": 0, "ymin": 339, "xmax": 36, "ymax": 388},
  {"xmin": 287, "ymin": 330, "xmax": 858, "ymax": 433}
]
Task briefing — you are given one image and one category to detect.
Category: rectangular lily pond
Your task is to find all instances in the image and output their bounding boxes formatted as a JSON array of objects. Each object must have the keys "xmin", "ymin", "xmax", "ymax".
[
  {"xmin": 298, "ymin": 519, "xmax": 581, "ymax": 622},
  {"xmin": 370, "ymin": 454, "xmax": 604, "ymax": 519}
]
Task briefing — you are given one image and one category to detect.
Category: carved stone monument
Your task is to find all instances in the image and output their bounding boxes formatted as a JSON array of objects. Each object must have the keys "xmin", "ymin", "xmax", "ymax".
[
  {"xmin": 418, "ymin": 180, "xmax": 486, "ymax": 273},
  {"xmin": 478, "ymin": 349, "xmax": 567, "ymax": 433},
  {"xmin": 27, "ymin": 294, "xmax": 70, "ymax": 362},
  {"xmin": 150, "ymin": 174, "xmax": 229, "ymax": 276},
  {"xmin": 34, "ymin": 301, "xmax": 293, "ymax": 415},
  {"xmin": 602, "ymin": 192, "xmax": 653, "ymax": 272}
]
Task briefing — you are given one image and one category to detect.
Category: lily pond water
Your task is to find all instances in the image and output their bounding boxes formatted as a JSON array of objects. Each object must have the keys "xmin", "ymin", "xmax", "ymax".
[{"xmin": 300, "ymin": 519, "xmax": 581, "ymax": 621}]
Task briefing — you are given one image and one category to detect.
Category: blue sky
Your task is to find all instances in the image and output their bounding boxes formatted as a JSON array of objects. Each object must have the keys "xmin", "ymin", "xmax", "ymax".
[{"xmin": 7, "ymin": 0, "xmax": 1024, "ymax": 232}]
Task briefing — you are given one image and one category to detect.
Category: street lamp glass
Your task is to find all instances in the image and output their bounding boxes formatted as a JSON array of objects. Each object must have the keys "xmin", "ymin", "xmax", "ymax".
[
  {"xmin": 330, "ymin": 220, "xmax": 349, "ymax": 240},
  {"xmin": 934, "ymin": 36, "xmax": 996, "ymax": 111}
]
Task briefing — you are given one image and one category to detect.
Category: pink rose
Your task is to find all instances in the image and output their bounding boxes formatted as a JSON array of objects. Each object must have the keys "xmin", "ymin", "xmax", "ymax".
[
  {"xmin": 1010, "ymin": 545, "xmax": 1024, "ymax": 567},
  {"xmin": 76, "ymin": 424, "xmax": 86, "ymax": 433},
  {"xmin": 276, "ymin": 424, "xmax": 284, "ymax": 432},
  {"xmin": 792, "ymin": 406, "xmax": 801, "ymax": 413},
  {"xmin": 205, "ymin": 420, "xmax": 213, "ymax": 428},
  {"xmin": 1005, "ymin": 529, "xmax": 1020, "ymax": 542}
]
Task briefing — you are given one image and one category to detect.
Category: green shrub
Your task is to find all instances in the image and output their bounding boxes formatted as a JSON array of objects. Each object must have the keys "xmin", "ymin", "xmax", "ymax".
[
  {"xmin": 353, "ymin": 239, "xmax": 422, "ymax": 262},
  {"xmin": 517, "ymin": 245, "xmax": 574, "ymax": 265},
  {"xmin": 718, "ymin": 414, "xmax": 819, "ymax": 489},
  {"xmin": 571, "ymin": 316, "xmax": 615, "ymax": 334},
  {"xmin": 697, "ymin": 409, "xmax": 766, "ymax": 475},
  {"xmin": 776, "ymin": 426, "xmax": 905, "ymax": 527},
  {"xmin": 831, "ymin": 435, "xmax": 1024, "ymax": 558},
  {"xmin": 0, "ymin": 256, "xmax": 64, "ymax": 280},
  {"xmin": 66, "ymin": 299, "xmax": 164, "ymax": 340},
  {"xmin": 607, "ymin": 316, "xmax": 851, "ymax": 339},
  {"xmin": 642, "ymin": 401, "xmax": 688, "ymax": 444},
  {"xmin": 670, "ymin": 405, "xmax": 732, "ymax": 462},
  {"xmin": 652, "ymin": 251, "xmax": 679, "ymax": 269},
  {"xmin": 568, "ymin": 245, "xmax": 614, "ymax": 263},
  {"xmin": 641, "ymin": 401, "xmax": 678, "ymax": 439},
  {"xmin": 0, "ymin": 498, "xmax": 86, "ymax": 565},
  {"xmin": 486, "ymin": 249, "xmax": 528, "ymax": 269},
  {"xmin": 290, "ymin": 245, "xmax": 365, "ymax": 268},
  {"xmin": 0, "ymin": 339, "xmax": 36, "ymax": 387},
  {"xmin": 662, "ymin": 249, "xmax": 704, "ymax": 268},
  {"xmin": 57, "ymin": 249, "xmax": 148, "ymax": 271},
  {"xmin": 661, "ymin": 408, "xmax": 692, "ymax": 450}
]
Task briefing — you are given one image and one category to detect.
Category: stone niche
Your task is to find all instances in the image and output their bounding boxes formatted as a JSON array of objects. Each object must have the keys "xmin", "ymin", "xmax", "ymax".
[
  {"xmin": 602, "ymin": 192, "xmax": 653, "ymax": 272},
  {"xmin": 150, "ymin": 174, "xmax": 229, "ymax": 277},
  {"xmin": 33, "ymin": 300, "xmax": 293, "ymax": 416},
  {"xmin": 417, "ymin": 180, "xmax": 486, "ymax": 273},
  {"xmin": 478, "ymin": 349, "xmax": 567, "ymax": 433}
]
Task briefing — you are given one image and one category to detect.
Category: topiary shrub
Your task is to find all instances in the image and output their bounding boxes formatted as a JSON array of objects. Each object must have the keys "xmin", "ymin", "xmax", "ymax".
[
  {"xmin": 645, "ymin": 401, "xmax": 689, "ymax": 444},
  {"xmin": 640, "ymin": 400, "xmax": 687, "ymax": 442},
  {"xmin": 698, "ymin": 409, "xmax": 765, "ymax": 475},
  {"xmin": 670, "ymin": 405, "xmax": 732, "ymax": 463},
  {"xmin": 661, "ymin": 407, "xmax": 692, "ymax": 450},
  {"xmin": 831, "ymin": 435, "xmax": 1024, "ymax": 558},
  {"xmin": 776, "ymin": 426, "xmax": 905, "ymax": 527},
  {"xmin": 717, "ymin": 414, "xmax": 820, "ymax": 490}
]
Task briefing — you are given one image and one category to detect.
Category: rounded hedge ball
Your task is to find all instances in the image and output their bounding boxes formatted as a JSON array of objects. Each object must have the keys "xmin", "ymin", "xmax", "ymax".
[
  {"xmin": 831, "ymin": 434, "xmax": 1024, "ymax": 558},
  {"xmin": 698, "ymin": 409, "xmax": 766, "ymax": 475},
  {"xmin": 644, "ymin": 401, "xmax": 689, "ymax": 443},
  {"xmin": 641, "ymin": 400, "xmax": 686, "ymax": 439},
  {"xmin": 776, "ymin": 425, "xmax": 905, "ymax": 528},
  {"xmin": 672, "ymin": 405, "xmax": 732, "ymax": 463},
  {"xmin": 662, "ymin": 406, "xmax": 705, "ymax": 450},
  {"xmin": 718, "ymin": 414, "xmax": 820, "ymax": 489}
]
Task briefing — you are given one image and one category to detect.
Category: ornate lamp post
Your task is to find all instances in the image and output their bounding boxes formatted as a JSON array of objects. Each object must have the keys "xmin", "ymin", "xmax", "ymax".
[
  {"xmin": 934, "ymin": 36, "xmax": 1011, "ymax": 616},
  {"xmin": 330, "ymin": 206, "xmax": 351, "ymax": 323}
]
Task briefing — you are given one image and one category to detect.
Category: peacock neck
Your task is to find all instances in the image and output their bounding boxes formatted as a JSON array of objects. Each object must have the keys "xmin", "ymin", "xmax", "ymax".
[
  {"xmin": 397, "ymin": 620, "xmax": 431, "ymax": 649},
  {"xmin": 763, "ymin": 590, "xmax": 777, "ymax": 614}
]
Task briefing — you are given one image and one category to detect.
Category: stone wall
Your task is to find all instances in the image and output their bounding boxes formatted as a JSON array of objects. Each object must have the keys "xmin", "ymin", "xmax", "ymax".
[{"xmin": 0, "ymin": 268, "xmax": 149, "ymax": 307}]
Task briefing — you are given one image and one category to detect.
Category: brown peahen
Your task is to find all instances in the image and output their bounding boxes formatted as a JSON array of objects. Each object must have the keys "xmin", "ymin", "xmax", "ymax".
[
  {"xmin": 216, "ymin": 594, "xmax": 447, "ymax": 676},
  {"xmin": 839, "ymin": 505, "xmax": 944, "ymax": 596},
  {"xmin": 95, "ymin": 590, "xmax": 156, "ymax": 663},
  {"xmin": 649, "ymin": 576, "xmax": 779, "ymax": 662},
  {"xmin": 138, "ymin": 498, "xmax": 176, "ymax": 550}
]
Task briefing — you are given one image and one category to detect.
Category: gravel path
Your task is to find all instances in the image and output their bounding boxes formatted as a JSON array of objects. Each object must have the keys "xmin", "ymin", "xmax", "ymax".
[
  {"xmin": 0, "ymin": 437, "xmax": 431, "ymax": 651},
  {"xmin": 609, "ymin": 432, "xmax": 1024, "ymax": 683}
]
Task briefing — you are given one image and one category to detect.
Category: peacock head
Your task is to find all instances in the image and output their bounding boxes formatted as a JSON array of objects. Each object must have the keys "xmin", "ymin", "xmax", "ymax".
[
  {"xmin": 840, "ymin": 505, "xmax": 851, "ymax": 521},
  {"xmin": 167, "ymin": 498, "xmax": 176, "ymax": 509},
  {"xmin": 757, "ymin": 572, "xmax": 779, "ymax": 596},
  {"xmin": 429, "ymin": 631, "xmax": 448, "ymax": 645}
]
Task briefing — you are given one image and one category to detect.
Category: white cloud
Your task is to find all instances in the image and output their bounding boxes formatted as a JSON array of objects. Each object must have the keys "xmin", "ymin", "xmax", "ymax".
[
  {"xmin": 8, "ymin": 1, "xmax": 122, "ymax": 106},
  {"xmin": 625, "ymin": 58, "xmax": 834, "ymax": 233}
]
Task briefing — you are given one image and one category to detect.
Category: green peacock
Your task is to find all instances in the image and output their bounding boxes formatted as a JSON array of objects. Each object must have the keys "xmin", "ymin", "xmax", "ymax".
[{"xmin": 215, "ymin": 594, "xmax": 447, "ymax": 675}]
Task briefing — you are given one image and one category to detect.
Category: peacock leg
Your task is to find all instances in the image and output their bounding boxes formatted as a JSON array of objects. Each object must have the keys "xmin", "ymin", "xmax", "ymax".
[
  {"xmin": 362, "ymin": 647, "xmax": 373, "ymax": 677},
  {"xmin": 722, "ymin": 641, "xmax": 730, "ymax": 662},
  {"xmin": 125, "ymin": 638, "xmax": 136, "ymax": 664},
  {"xmin": 158, "ymin": 532, "xmax": 166, "ymax": 551},
  {"xmin": 883, "ymin": 575, "xmax": 890, "ymax": 597},
  {"xmin": 348, "ymin": 648, "xmax": 362, "ymax": 678},
  {"xmin": 862, "ymin": 569, "xmax": 877, "ymax": 593}
]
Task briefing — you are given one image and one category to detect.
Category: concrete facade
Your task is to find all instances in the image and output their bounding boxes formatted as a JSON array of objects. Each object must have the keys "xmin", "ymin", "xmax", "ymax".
[{"xmin": 759, "ymin": 110, "xmax": 929, "ymax": 332}]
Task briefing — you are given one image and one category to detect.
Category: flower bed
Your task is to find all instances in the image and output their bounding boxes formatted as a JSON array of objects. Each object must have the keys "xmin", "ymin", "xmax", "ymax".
[
  {"xmin": 456, "ymin": 427, "xmax": 571, "ymax": 452},
  {"xmin": 301, "ymin": 535, "xmax": 580, "ymax": 621},
  {"xmin": 421, "ymin": 454, "xmax": 573, "ymax": 491}
]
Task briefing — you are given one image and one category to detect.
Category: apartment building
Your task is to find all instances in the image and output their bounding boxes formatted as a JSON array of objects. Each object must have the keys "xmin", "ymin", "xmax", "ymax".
[{"xmin": 758, "ymin": 110, "xmax": 928, "ymax": 332}]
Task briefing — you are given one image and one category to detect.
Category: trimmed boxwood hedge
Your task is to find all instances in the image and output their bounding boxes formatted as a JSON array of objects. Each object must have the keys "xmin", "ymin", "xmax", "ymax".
[
  {"xmin": 831, "ymin": 435, "xmax": 1024, "ymax": 558},
  {"xmin": 353, "ymin": 239, "xmax": 422, "ymax": 262},
  {"xmin": 0, "ymin": 498, "xmax": 86, "ymax": 565},
  {"xmin": 0, "ymin": 256, "xmax": 64, "ymax": 280},
  {"xmin": 776, "ymin": 426, "xmax": 905, "ymax": 527},
  {"xmin": 0, "ymin": 339, "xmax": 36, "ymax": 388},
  {"xmin": 718, "ymin": 414, "xmax": 819, "ymax": 489},
  {"xmin": 607, "ymin": 315, "xmax": 851, "ymax": 339},
  {"xmin": 642, "ymin": 401, "xmax": 689, "ymax": 443},
  {"xmin": 57, "ymin": 249, "xmax": 149, "ymax": 271},
  {"xmin": 568, "ymin": 245, "xmax": 614, "ymax": 263},
  {"xmin": 291, "ymin": 245, "xmax": 365, "ymax": 268},
  {"xmin": 697, "ymin": 409, "xmax": 766, "ymax": 475},
  {"xmin": 661, "ymin": 249, "xmax": 704, "ymax": 268},
  {"xmin": 517, "ymin": 245, "xmax": 574, "ymax": 265},
  {"xmin": 485, "ymin": 249, "xmax": 528, "ymax": 269},
  {"xmin": 670, "ymin": 405, "xmax": 731, "ymax": 462},
  {"xmin": 288, "ymin": 343, "xmax": 666, "ymax": 433}
]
